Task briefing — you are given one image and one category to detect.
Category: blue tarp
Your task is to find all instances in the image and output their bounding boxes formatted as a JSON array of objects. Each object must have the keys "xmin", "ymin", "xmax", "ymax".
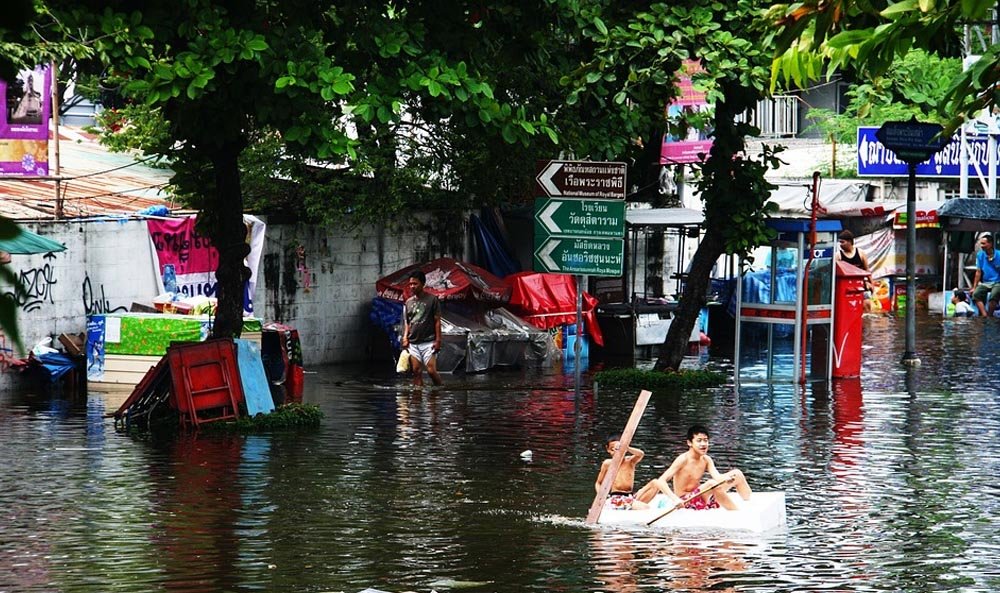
[
  {"xmin": 370, "ymin": 297, "xmax": 403, "ymax": 351},
  {"xmin": 35, "ymin": 352, "xmax": 76, "ymax": 382},
  {"xmin": 471, "ymin": 211, "xmax": 521, "ymax": 278}
]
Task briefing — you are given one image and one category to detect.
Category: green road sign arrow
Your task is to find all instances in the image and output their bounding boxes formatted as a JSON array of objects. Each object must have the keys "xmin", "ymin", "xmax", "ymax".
[
  {"xmin": 533, "ymin": 236, "xmax": 624, "ymax": 277},
  {"xmin": 533, "ymin": 198, "xmax": 625, "ymax": 238}
]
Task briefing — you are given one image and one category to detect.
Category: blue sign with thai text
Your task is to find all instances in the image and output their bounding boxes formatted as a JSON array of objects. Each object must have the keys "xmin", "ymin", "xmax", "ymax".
[{"xmin": 857, "ymin": 126, "xmax": 1000, "ymax": 177}]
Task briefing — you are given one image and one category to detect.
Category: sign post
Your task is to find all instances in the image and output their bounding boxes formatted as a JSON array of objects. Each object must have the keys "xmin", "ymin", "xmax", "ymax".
[
  {"xmin": 875, "ymin": 119, "xmax": 948, "ymax": 366},
  {"xmin": 533, "ymin": 160, "xmax": 627, "ymax": 395}
]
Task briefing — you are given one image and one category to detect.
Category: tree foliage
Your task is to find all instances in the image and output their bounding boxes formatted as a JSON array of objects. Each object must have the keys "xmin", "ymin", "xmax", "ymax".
[
  {"xmin": 767, "ymin": 0, "xmax": 989, "ymax": 130},
  {"xmin": 808, "ymin": 49, "xmax": 961, "ymax": 144}
]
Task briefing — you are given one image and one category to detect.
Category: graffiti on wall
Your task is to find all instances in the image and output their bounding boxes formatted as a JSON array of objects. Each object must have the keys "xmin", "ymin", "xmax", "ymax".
[
  {"xmin": 82, "ymin": 274, "xmax": 127, "ymax": 315},
  {"xmin": 3, "ymin": 252, "xmax": 57, "ymax": 312}
]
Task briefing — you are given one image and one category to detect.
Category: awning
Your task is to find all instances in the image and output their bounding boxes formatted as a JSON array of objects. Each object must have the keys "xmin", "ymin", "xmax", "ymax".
[
  {"xmin": 938, "ymin": 198, "xmax": 1000, "ymax": 221},
  {"xmin": 0, "ymin": 226, "xmax": 66, "ymax": 254}
]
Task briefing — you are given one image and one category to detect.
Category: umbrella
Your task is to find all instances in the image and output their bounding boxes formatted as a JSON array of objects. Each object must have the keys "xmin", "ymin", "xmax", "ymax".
[
  {"xmin": 0, "ymin": 227, "xmax": 66, "ymax": 255},
  {"xmin": 376, "ymin": 257, "xmax": 511, "ymax": 303}
]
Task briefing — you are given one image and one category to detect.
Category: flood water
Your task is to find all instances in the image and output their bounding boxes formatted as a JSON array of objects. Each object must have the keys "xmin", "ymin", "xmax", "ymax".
[{"xmin": 3, "ymin": 314, "xmax": 1000, "ymax": 593}]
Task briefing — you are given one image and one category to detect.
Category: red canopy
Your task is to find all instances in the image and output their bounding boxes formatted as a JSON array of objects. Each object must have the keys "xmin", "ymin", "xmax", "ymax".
[
  {"xmin": 504, "ymin": 271, "xmax": 604, "ymax": 346},
  {"xmin": 376, "ymin": 257, "xmax": 511, "ymax": 303}
]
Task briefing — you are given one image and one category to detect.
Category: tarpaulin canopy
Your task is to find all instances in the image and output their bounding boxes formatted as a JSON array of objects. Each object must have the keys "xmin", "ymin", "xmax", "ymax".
[
  {"xmin": 766, "ymin": 179, "xmax": 871, "ymax": 217},
  {"xmin": 939, "ymin": 197, "xmax": 1000, "ymax": 222},
  {"xmin": 504, "ymin": 271, "xmax": 604, "ymax": 346},
  {"xmin": 0, "ymin": 227, "xmax": 66, "ymax": 254},
  {"xmin": 376, "ymin": 257, "xmax": 511, "ymax": 303}
]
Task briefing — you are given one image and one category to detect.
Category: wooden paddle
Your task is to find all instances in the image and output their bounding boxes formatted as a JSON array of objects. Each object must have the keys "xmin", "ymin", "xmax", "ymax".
[
  {"xmin": 585, "ymin": 389, "xmax": 652, "ymax": 525},
  {"xmin": 645, "ymin": 475, "xmax": 734, "ymax": 526}
]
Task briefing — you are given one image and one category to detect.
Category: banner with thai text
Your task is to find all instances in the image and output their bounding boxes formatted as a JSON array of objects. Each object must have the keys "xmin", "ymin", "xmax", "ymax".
[
  {"xmin": 857, "ymin": 126, "xmax": 1000, "ymax": 178},
  {"xmin": 147, "ymin": 214, "xmax": 266, "ymax": 315},
  {"xmin": 0, "ymin": 64, "xmax": 51, "ymax": 176}
]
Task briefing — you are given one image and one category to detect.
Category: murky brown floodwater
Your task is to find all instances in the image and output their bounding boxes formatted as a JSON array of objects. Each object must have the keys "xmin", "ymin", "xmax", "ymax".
[{"xmin": 3, "ymin": 314, "xmax": 1000, "ymax": 592}]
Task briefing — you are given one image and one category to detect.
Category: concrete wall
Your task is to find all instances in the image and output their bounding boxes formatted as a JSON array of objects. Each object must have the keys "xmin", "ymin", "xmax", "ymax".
[{"xmin": 2, "ymin": 217, "xmax": 459, "ymax": 367}]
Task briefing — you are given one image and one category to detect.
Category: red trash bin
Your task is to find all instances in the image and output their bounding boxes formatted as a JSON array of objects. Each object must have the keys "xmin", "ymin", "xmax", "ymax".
[{"xmin": 833, "ymin": 261, "xmax": 869, "ymax": 378}]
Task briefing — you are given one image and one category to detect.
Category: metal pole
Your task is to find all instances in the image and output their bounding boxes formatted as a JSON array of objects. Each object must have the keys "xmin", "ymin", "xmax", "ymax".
[
  {"xmin": 575, "ymin": 274, "xmax": 585, "ymax": 396},
  {"xmin": 51, "ymin": 60, "xmax": 63, "ymax": 219},
  {"xmin": 902, "ymin": 162, "xmax": 920, "ymax": 365}
]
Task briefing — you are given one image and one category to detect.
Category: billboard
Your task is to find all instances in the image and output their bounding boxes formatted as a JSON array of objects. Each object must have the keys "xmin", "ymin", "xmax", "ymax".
[
  {"xmin": 857, "ymin": 126, "xmax": 998, "ymax": 178},
  {"xmin": 0, "ymin": 64, "xmax": 52, "ymax": 176}
]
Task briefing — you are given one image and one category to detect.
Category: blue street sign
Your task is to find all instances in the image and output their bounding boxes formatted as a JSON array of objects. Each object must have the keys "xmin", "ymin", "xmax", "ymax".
[{"xmin": 857, "ymin": 127, "xmax": 1000, "ymax": 177}]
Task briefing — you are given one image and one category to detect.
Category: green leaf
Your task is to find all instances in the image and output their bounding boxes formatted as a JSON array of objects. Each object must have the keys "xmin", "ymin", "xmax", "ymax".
[
  {"xmin": 246, "ymin": 37, "xmax": 269, "ymax": 52},
  {"xmin": 501, "ymin": 124, "xmax": 516, "ymax": 143},
  {"xmin": 881, "ymin": 0, "xmax": 919, "ymax": 16},
  {"xmin": 332, "ymin": 80, "xmax": 353, "ymax": 94},
  {"xmin": 593, "ymin": 17, "xmax": 608, "ymax": 36},
  {"xmin": 153, "ymin": 64, "xmax": 175, "ymax": 80}
]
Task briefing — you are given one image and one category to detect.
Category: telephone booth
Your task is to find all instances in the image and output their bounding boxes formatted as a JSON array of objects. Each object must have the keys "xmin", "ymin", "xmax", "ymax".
[{"xmin": 735, "ymin": 219, "xmax": 841, "ymax": 384}]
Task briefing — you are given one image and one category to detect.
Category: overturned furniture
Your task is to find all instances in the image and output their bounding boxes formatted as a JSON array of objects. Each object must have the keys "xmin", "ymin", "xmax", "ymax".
[{"xmin": 113, "ymin": 338, "xmax": 276, "ymax": 432}]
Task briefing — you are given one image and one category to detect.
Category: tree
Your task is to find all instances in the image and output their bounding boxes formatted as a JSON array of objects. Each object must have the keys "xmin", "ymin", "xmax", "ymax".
[
  {"xmin": 33, "ymin": 0, "xmax": 567, "ymax": 339},
  {"xmin": 560, "ymin": 0, "xmax": 782, "ymax": 370},
  {"xmin": 767, "ymin": 0, "xmax": 990, "ymax": 129},
  {"xmin": 806, "ymin": 50, "xmax": 961, "ymax": 147}
]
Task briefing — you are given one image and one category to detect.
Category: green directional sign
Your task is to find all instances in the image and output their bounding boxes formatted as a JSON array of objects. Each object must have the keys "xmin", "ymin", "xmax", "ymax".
[
  {"xmin": 533, "ymin": 197, "xmax": 625, "ymax": 239},
  {"xmin": 533, "ymin": 235, "xmax": 624, "ymax": 277}
]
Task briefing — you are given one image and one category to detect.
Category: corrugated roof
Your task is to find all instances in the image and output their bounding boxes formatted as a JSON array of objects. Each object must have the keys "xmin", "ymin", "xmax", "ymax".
[{"xmin": 0, "ymin": 127, "xmax": 178, "ymax": 220}]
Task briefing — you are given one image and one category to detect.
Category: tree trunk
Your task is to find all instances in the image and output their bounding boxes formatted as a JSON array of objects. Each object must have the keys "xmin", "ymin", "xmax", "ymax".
[
  {"xmin": 208, "ymin": 142, "xmax": 251, "ymax": 339},
  {"xmin": 653, "ymin": 229, "xmax": 724, "ymax": 371}
]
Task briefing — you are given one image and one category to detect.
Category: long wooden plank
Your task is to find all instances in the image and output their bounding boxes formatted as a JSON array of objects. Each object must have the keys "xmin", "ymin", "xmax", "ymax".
[{"xmin": 585, "ymin": 389, "xmax": 652, "ymax": 524}]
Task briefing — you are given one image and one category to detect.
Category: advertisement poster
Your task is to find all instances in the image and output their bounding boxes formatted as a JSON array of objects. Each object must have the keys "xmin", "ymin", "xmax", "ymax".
[
  {"xmin": 0, "ymin": 64, "xmax": 52, "ymax": 176},
  {"xmin": 660, "ymin": 60, "xmax": 713, "ymax": 165}
]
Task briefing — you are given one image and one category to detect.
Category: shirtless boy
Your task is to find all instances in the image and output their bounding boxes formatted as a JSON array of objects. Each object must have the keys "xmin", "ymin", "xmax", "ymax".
[
  {"xmin": 635, "ymin": 425, "xmax": 752, "ymax": 510},
  {"xmin": 595, "ymin": 434, "xmax": 650, "ymax": 510}
]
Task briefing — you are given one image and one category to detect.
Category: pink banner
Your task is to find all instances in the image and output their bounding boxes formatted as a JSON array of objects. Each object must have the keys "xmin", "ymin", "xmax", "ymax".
[
  {"xmin": 148, "ymin": 217, "xmax": 219, "ymax": 303},
  {"xmin": 147, "ymin": 215, "xmax": 267, "ymax": 315},
  {"xmin": 148, "ymin": 217, "xmax": 219, "ymax": 275}
]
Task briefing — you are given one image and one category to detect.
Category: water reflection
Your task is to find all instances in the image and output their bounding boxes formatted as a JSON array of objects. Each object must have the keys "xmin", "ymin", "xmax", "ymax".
[{"xmin": 3, "ymin": 316, "xmax": 1000, "ymax": 591}]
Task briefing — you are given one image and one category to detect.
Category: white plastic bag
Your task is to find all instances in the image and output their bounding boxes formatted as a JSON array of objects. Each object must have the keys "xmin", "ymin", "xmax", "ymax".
[{"xmin": 395, "ymin": 349, "xmax": 411, "ymax": 373}]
